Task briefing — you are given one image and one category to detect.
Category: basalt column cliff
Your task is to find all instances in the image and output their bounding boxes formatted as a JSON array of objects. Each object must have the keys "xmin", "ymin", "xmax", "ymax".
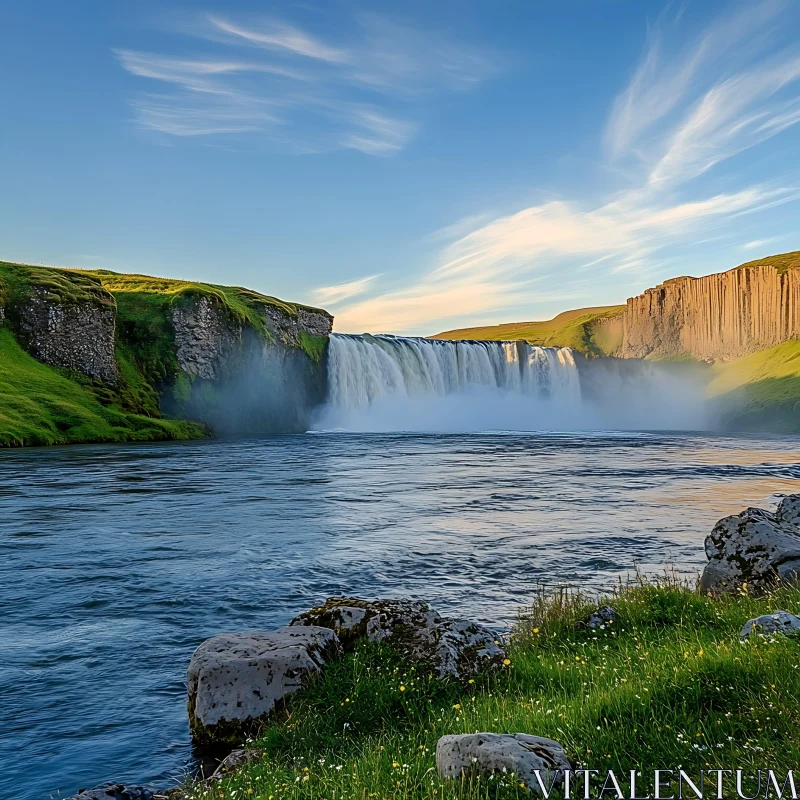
[{"xmin": 611, "ymin": 261, "xmax": 800, "ymax": 361}]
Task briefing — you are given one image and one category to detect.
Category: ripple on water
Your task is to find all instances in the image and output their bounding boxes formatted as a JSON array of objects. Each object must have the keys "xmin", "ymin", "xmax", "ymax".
[{"xmin": 1, "ymin": 431, "xmax": 799, "ymax": 800}]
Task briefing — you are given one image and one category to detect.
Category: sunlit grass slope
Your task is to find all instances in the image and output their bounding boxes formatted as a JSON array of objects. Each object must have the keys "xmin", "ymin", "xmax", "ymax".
[
  {"xmin": 735, "ymin": 250, "xmax": 800, "ymax": 275},
  {"xmin": 430, "ymin": 306, "xmax": 625, "ymax": 356},
  {"xmin": 709, "ymin": 341, "xmax": 800, "ymax": 431},
  {"xmin": 0, "ymin": 328, "xmax": 204, "ymax": 447},
  {"xmin": 186, "ymin": 581, "xmax": 800, "ymax": 800}
]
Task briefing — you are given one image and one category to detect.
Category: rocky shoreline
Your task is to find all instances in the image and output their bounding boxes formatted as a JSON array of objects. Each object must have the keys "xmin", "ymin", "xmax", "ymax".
[{"xmin": 67, "ymin": 496, "xmax": 800, "ymax": 800}]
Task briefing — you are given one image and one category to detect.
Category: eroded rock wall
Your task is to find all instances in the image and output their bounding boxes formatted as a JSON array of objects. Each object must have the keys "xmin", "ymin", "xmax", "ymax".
[
  {"xmin": 16, "ymin": 289, "xmax": 119, "ymax": 385},
  {"xmin": 166, "ymin": 298, "xmax": 333, "ymax": 433},
  {"xmin": 619, "ymin": 266, "xmax": 800, "ymax": 361},
  {"xmin": 172, "ymin": 296, "xmax": 240, "ymax": 381}
]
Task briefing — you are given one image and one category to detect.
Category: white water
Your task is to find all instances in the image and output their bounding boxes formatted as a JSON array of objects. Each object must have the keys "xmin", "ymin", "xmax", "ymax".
[
  {"xmin": 314, "ymin": 333, "xmax": 710, "ymax": 433},
  {"xmin": 326, "ymin": 334, "xmax": 580, "ymax": 408}
]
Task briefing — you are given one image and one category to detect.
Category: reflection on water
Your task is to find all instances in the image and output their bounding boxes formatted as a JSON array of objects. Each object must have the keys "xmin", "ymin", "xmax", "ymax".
[{"xmin": 1, "ymin": 431, "xmax": 799, "ymax": 800}]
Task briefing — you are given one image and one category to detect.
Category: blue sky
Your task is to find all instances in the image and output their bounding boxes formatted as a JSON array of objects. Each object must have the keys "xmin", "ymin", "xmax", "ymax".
[{"xmin": 2, "ymin": 1, "xmax": 800, "ymax": 335}]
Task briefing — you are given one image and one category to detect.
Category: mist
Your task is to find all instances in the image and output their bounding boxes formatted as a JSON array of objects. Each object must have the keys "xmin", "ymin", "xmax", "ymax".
[{"xmin": 312, "ymin": 335, "xmax": 711, "ymax": 433}]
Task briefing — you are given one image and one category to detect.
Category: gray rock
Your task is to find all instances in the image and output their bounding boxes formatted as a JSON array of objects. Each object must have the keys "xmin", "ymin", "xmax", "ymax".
[
  {"xmin": 172, "ymin": 296, "xmax": 241, "ymax": 381},
  {"xmin": 17, "ymin": 288, "xmax": 119, "ymax": 386},
  {"xmin": 187, "ymin": 625, "xmax": 340, "ymax": 747},
  {"xmin": 210, "ymin": 748, "xmax": 264, "ymax": 780},
  {"xmin": 700, "ymin": 494, "xmax": 800, "ymax": 595},
  {"xmin": 580, "ymin": 605, "xmax": 616, "ymax": 630},
  {"xmin": 739, "ymin": 611, "xmax": 800, "ymax": 640},
  {"xmin": 265, "ymin": 305, "xmax": 333, "ymax": 346},
  {"xmin": 291, "ymin": 597, "xmax": 505, "ymax": 680},
  {"xmin": 65, "ymin": 785, "xmax": 154, "ymax": 800},
  {"xmin": 436, "ymin": 733, "xmax": 571, "ymax": 792}
]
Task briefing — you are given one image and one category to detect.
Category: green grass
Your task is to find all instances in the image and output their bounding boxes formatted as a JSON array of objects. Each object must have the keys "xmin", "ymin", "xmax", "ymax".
[
  {"xmin": 735, "ymin": 250, "xmax": 800, "ymax": 275},
  {"xmin": 0, "ymin": 260, "xmax": 114, "ymax": 310},
  {"xmin": 297, "ymin": 330, "xmax": 328, "ymax": 363},
  {"xmin": 185, "ymin": 581, "xmax": 800, "ymax": 800},
  {"xmin": 0, "ymin": 327, "xmax": 206, "ymax": 446},
  {"xmin": 708, "ymin": 341, "xmax": 800, "ymax": 431},
  {"xmin": 431, "ymin": 306, "xmax": 625, "ymax": 357},
  {"xmin": 77, "ymin": 268, "xmax": 328, "ymax": 336}
]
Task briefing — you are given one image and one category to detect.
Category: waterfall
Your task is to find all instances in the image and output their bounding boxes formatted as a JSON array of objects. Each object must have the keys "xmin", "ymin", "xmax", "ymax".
[{"xmin": 315, "ymin": 334, "xmax": 582, "ymax": 431}]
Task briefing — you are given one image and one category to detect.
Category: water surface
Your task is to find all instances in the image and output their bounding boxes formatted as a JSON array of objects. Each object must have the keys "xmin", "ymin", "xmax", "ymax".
[{"xmin": 2, "ymin": 432, "xmax": 799, "ymax": 799}]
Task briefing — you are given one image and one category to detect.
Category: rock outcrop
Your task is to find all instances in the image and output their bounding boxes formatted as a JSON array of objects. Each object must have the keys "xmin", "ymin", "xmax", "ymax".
[
  {"xmin": 618, "ymin": 264, "xmax": 800, "ymax": 361},
  {"xmin": 172, "ymin": 296, "xmax": 240, "ymax": 381},
  {"xmin": 166, "ymin": 296, "xmax": 332, "ymax": 434},
  {"xmin": 436, "ymin": 733, "xmax": 570, "ymax": 792},
  {"xmin": 579, "ymin": 605, "xmax": 616, "ymax": 630},
  {"xmin": 65, "ymin": 785, "xmax": 155, "ymax": 800},
  {"xmin": 700, "ymin": 494, "xmax": 800, "ymax": 595},
  {"xmin": 171, "ymin": 297, "xmax": 333, "ymax": 382},
  {"xmin": 187, "ymin": 626, "xmax": 340, "ymax": 748},
  {"xmin": 290, "ymin": 597, "xmax": 506, "ymax": 680},
  {"xmin": 739, "ymin": 611, "xmax": 800, "ymax": 639},
  {"xmin": 16, "ymin": 288, "xmax": 119, "ymax": 385}
]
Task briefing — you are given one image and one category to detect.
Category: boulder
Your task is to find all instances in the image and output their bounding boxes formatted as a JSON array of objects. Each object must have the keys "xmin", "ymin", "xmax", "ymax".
[
  {"xmin": 436, "ymin": 733, "xmax": 570, "ymax": 792},
  {"xmin": 700, "ymin": 494, "xmax": 800, "ymax": 595},
  {"xmin": 740, "ymin": 611, "xmax": 800, "ymax": 640},
  {"xmin": 65, "ymin": 786, "xmax": 154, "ymax": 800},
  {"xmin": 579, "ymin": 605, "xmax": 616, "ymax": 630},
  {"xmin": 209, "ymin": 748, "xmax": 264, "ymax": 780},
  {"xmin": 187, "ymin": 625, "xmax": 340, "ymax": 748},
  {"xmin": 291, "ymin": 597, "xmax": 505, "ymax": 679}
]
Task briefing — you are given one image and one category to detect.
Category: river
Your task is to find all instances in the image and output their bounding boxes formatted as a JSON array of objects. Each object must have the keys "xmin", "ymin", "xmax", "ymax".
[{"xmin": 2, "ymin": 431, "xmax": 800, "ymax": 799}]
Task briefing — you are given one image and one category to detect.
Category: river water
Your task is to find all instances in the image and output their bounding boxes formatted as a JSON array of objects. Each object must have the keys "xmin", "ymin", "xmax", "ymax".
[{"xmin": 2, "ymin": 431, "xmax": 800, "ymax": 799}]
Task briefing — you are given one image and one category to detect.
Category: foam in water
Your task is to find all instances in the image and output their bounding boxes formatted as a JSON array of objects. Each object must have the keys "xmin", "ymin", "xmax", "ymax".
[{"xmin": 314, "ymin": 334, "xmax": 710, "ymax": 433}]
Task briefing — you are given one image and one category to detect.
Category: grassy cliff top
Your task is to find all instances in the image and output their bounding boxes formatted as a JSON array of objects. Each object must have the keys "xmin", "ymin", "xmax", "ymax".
[
  {"xmin": 431, "ymin": 305, "xmax": 625, "ymax": 355},
  {"xmin": 77, "ymin": 268, "xmax": 330, "ymax": 321},
  {"xmin": 0, "ymin": 261, "xmax": 330, "ymax": 326},
  {"xmin": 0, "ymin": 261, "xmax": 115, "ymax": 308},
  {"xmin": 735, "ymin": 250, "xmax": 800, "ymax": 275}
]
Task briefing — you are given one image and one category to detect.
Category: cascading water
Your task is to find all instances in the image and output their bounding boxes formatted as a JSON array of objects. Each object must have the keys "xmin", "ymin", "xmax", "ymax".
[{"xmin": 315, "ymin": 333, "xmax": 583, "ymax": 431}]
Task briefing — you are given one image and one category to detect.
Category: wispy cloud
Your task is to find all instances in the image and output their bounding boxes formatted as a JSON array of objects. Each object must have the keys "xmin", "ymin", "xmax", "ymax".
[
  {"xmin": 207, "ymin": 16, "xmax": 349, "ymax": 63},
  {"xmin": 332, "ymin": 1, "xmax": 800, "ymax": 334},
  {"xmin": 116, "ymin": 12, "xmax": 497, "ymax": 154},
  {"xmin": 311, "ymin": 274, "xmax": 382, "ymax": 306}
]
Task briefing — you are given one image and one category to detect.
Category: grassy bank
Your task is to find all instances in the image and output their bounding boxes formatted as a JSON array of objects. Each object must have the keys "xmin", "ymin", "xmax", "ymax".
[
  {"xmin": 0, "ymin": 327, "xmax": 206, "ymax": 446},
  {"xmin": 186, "ymin": 581, "xmax": 800, "ymax": 799}
]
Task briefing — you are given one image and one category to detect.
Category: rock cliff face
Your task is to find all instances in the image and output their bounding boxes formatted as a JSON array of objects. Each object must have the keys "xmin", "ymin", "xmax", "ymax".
[
  {"xmin": 166, "ymin": 296, "xmax": 333, "ymax": 434},
  {"xmin": 0, "ymin": 261, "xmax": 336, "ymax": 442},
  {"xmin": 172, "ymin": 296, "xmax": 240, "ymax": 381},
  {"xmin": 15, "ymin": 288, "xmax": 119, "ymax": 386},
  {"xmin": 618, "ymin": 265, "xmax": 800, "ymax": 361}
]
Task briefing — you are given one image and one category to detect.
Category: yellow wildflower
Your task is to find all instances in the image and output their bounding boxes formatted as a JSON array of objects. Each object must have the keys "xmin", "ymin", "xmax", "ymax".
[{"xmin": 503, "ymin": 658, "xmax": 511, "ymax": 666}]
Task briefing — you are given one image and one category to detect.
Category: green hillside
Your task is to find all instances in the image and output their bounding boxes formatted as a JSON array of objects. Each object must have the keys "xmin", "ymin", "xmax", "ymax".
[
  {"xmin": 0, "ymin": 327, "xmax": 204, "ymax": 447},
  {"xmin": 708, "ymin": 341, "xmax": 800, "ymax": 431},
  {"xmin": 431, "ymin": 305, "xmax": 625, "ymax": 356},
  {"xmin": 0, "ymin": 261, "xmax": 328, "ymax": 447}
]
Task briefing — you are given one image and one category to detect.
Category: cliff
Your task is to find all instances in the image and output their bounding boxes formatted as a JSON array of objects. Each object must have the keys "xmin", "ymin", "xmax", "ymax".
[
  {"xmin": 0, "ymin": 261, "xmax": 333, "ymax": 446},
  {"xmin": 618, "ymin": 257, "xmax": 800, "ymax": 361},
  {"xmin": 433, "ymin": 252, "xmax": 800, "ymax": 363}
]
